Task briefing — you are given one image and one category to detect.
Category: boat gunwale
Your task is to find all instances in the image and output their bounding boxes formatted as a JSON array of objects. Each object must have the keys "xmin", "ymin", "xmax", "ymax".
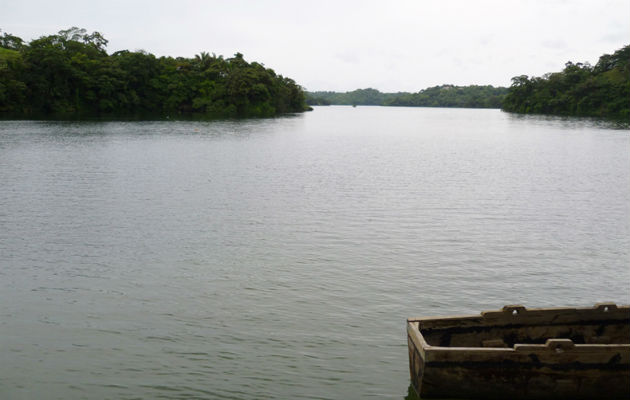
[
  {"xmin": 407, "ymin": 303, "xmax": 630, "ymax": 324},
  {"xmin": 406, "ymin": 303, "xmax": 630, "ymax": 355}
]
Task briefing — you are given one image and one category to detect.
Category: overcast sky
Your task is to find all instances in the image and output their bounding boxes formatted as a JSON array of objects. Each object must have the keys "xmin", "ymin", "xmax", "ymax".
[{"xmin": 2, "ymin": 0, "xmax": 629, "ymax": 92}]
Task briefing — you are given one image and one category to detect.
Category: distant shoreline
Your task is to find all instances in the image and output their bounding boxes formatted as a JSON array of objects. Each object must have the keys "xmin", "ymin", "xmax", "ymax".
[
  {"xmin": 307, "ymin": 44, "xmax": 629, "ymax": 121},
  {"xmin": 306, "ymin": 85, "xmax": 507, "ymax": 109}
]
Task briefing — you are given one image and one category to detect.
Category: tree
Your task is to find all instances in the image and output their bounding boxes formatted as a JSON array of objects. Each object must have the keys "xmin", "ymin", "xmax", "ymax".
[
  {"xmin": 0, "ymin": 28, "xmax": 308, "ymax": 118},
  {"xmin": 0, "ymin": 30, "xmax": 24, "ymax": 50},
  {"xmin": 502, "ymin": 45, "xmax": 629, "ymax": 119}
]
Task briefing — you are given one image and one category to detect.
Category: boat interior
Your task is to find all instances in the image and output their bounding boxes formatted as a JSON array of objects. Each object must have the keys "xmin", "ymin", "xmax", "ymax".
[{"xmin": 418, "ymin": 304, "xmax": 630, "ymax": 348}]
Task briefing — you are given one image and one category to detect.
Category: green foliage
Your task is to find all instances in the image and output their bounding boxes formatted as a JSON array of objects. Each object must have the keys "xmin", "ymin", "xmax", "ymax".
[
  {"xmin": 306, "ymin": 88, "xmax": 400, "ymax": 106},
  {"xmin": 0, "ymin": 28, "xmax": 308, "ymax": 118},
  {"xmin": 0, "ymin": 30, "xmax": 24, "ymax": 50},
  {"xmin": 0, "ymin": 47, "xmax": 21, "ymax": 62},
  {"xmin": 305, "ymin": 95, "xmax": 331, "ymax": 106},
  {"xmin": 385, "ymin": 85, "xmax": 507, "ymax": 108},
  {"xmin": 502, "ymin": 45, "xmax": 630, "ymax": 120},
  {"xmin": 307, "ymin": 86, "xmax": 507, "ymax": 108},
  {"xmin": 0, "ymin": 46, "xmax": 26, "ymax": 112}
]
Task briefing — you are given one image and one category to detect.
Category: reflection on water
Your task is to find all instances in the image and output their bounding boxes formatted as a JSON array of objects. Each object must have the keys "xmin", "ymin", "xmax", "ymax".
[
  {"xmin": 505, "ymin": 111, "xmax": 630, "ymax": 130},
  {"xmin": 405, "ymin": 385, "xmax": 421, "ymax": 400},
  {"xmin": 1, "ymin": 107, "xmax": 628, "ymax": 399}
]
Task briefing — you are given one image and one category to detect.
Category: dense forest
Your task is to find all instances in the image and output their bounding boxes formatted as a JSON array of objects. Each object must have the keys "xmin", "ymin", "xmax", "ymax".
[
  {"xmin": 502, "ymin": 45, "xmax": 629, "ymax": 119},
  {"xmin": 307, "ymin": 85, "xmax": 507, "ymax": 108},
  {"xmin": 385, "ymin": 85, "xmax": 507, "ymax": 108},
  {"xmin": 306, "ymin": 88, "xmax": 402, "ymax": 106},
  {"xmin": 0, "ymin": 28, "xmax": 308, "ymax": 118}
]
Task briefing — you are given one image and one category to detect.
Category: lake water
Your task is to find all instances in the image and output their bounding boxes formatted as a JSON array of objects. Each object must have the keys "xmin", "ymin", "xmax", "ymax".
[{"xmin": 1, "ymin": 107, "xmax": 628, "ymax": 399}]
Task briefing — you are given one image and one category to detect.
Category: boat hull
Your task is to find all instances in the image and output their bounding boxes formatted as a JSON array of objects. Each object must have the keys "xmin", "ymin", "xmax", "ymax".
[{"xmin": 407, "ymin": 304, "xmax": 630, "ymax": 399}]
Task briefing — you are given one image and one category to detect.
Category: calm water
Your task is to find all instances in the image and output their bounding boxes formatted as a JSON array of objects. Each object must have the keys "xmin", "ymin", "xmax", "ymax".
[{"xmin": 1, "ymin": 107, "xmax": 629, "ymax": 399}]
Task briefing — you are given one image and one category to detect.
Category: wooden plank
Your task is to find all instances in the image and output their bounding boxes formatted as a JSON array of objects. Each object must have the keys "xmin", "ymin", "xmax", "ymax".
[{"xmin": 410, "ymin": 304, "xmax": 630, "ymax": 330}]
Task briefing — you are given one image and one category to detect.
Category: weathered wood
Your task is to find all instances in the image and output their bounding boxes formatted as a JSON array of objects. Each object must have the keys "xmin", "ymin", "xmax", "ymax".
[{"xmin": 407, "ymin": 303, "xmax": 630, "ymax": 399}]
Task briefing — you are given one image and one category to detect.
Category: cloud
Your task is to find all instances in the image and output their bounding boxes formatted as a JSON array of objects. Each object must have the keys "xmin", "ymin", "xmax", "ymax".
[
  {"xmin": 334, "ymin": 52, "xmax": 361, "ymax": 65},
  {"xmin": 541, "ymin": 40, "xmax": 568, "ymax": 50},
  {"xmin": 600, "ymin": 31, "xmax": 630, "ymax": 44}
]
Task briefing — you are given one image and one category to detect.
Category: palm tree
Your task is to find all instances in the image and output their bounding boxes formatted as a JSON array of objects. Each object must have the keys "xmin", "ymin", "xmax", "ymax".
[{"xmin": 194, "ymin": 51, "xmax": 212, "ymax": 70}]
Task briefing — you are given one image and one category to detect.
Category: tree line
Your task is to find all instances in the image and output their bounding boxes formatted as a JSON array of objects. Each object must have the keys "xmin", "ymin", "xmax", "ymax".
[
  {"xmin": 0, "ymin": 27, "xmax": 308, "ymax": 118},
  {"xmin": 307, "ymin": 85, "xmax": 507, "ymax": 108},
  {"xmin": 501, "ymin": 45, "xmax": 629, "ymax": 119},
  {"xmin": 306, "ymin": 88, "xmax": 401, "ymax": 106},
  {"xmin": 307, "ymin": 45, "xmax": 629, "ymax": 120},
  {"xmin": 385, "ymin": 85, "xmax": 506, "ymax": 108}
]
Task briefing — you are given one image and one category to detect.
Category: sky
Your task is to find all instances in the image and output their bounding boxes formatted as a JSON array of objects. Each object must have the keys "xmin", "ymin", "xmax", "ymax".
[{"xmin": 2, "ymin": 0, "xmax": 629, "ymax": 92}]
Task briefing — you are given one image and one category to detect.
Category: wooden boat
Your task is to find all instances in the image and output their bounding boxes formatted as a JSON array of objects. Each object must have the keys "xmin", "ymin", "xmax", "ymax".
[{"xmin": 407, "ymin": 303, "xmax": 630, "ymax": 399}]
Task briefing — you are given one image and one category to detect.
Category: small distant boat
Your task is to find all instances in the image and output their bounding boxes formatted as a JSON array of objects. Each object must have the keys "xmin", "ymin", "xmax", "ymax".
[{"xmin": 407, "ymin": 303, "xmax": 630, "ymax": 399}]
